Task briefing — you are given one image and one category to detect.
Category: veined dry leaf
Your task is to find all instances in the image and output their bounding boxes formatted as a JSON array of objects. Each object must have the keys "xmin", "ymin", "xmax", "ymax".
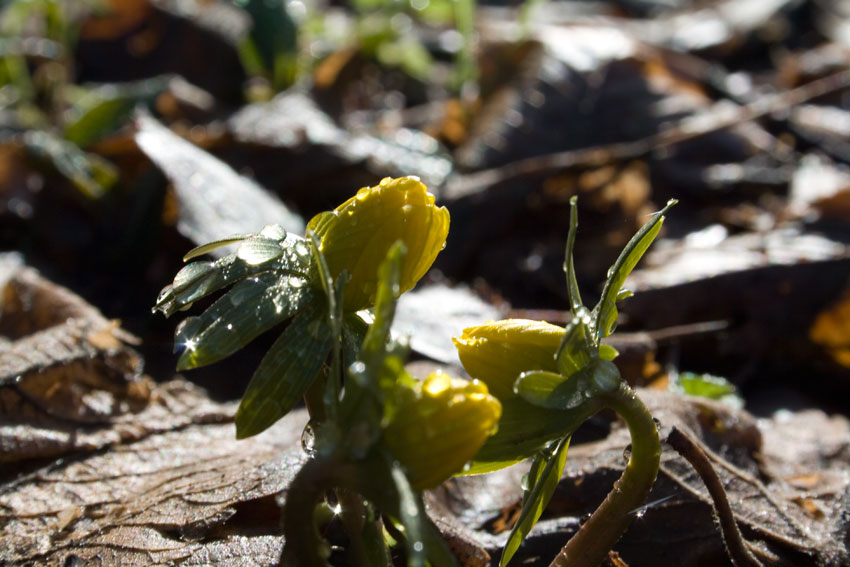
[{"xmin": 0, "ymin": 409, "xmax": 308, "ymax": 566}]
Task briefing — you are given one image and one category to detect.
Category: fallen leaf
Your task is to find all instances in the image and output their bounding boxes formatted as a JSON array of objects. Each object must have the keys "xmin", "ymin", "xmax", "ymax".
[{"xmin": 135, "ymin": 113, "xmax": 304, "ymax": 253}]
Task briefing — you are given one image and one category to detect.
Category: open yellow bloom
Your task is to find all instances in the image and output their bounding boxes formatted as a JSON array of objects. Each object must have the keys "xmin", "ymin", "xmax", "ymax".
[
  {"xmin": 308, "ymin": 176, "xmax": 450, "ymax": 311},
  {"xmin": 452, "ymin": 319, "xmax": 564, "ymax": 400},
  {"xmin": 382, "ymin": 372, "xmax": 502, "ymax": 490}
]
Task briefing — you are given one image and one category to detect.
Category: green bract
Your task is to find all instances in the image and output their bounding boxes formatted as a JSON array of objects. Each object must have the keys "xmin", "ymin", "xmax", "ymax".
[{"xmin": 154, "ymin": 177, "xmax": 450, "ymax": 439}]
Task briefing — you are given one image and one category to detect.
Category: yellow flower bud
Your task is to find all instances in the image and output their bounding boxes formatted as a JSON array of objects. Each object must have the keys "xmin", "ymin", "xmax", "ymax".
[
  {"xmin": 382, "ymin": 372, "xmax": 502, "ymax": 490},
  {"xmin": 452, "ymin": 319, "xmax": 564, "ymax": 400},
  {"xmin": 308, "ymin": 176, "xmax": 450, "ymax": 311}
]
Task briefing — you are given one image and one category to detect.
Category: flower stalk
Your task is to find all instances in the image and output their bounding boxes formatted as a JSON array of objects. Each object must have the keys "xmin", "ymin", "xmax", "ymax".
[{"xmin": 548, "ymin": 380, "xmax": 661, "ymax": 567}]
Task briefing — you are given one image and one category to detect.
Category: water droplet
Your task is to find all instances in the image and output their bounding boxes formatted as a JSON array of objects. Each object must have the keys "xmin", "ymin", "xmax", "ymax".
[
  {"xmin": 260, "ymin": 224, "xmax": 286, "ymax": 241},
  {"xmin": 226, "ymin": 323, "xmax": 233, "ymax": 331},
  {"xmin": 156, "ymin": 284, "xmax": 173, "ymax": 304},
  {"xmin": 607, "ymin": 265, "xmax": 615, "ymax": 278},
  {"xmin": 237, "ymin": 238, "xmax": 283, "ymax": 265},
  {"xmin": 301, "ymin": 422, "xmax": 316, "ymax": 456},
  {"xmin": 294, "ymin": 240, "xmax": 310, "ymax": 258},
  {"xmin": 412, "ymin": 541, "xmax": 424, "ymax": 552},
  {"xmin": 288, "ymin": 276, "xmax": 305, "ymax": 288},
  {"xmin": 356, "ymin": 187, "xmax": 370, "ymax": 200},
  {"xmin": 350, "ymin": 361, "xmax": 366, "ymax": 374},
  {"xmin": 635, "ymin": 509, "xmax": 646, "ymax": 519},
  {"xmin": 622, "ymin": 444, "xmax": 632, "ymax": 463},
  {"xmin": 173, "ymin": 261, "xmax": 214, "ymax": 289},
  {"xmin": 520, "ymin": 473, "xmax": 531, "ymax": 491}
]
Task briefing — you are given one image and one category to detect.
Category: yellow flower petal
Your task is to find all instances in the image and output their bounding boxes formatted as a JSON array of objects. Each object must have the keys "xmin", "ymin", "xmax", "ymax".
[
  {"xmin": 453, "ymin": 319, "xmax": 564, "ymax": 400},
  {"xmin": 308, "ymin": 177, "xmax": 450, "ymax": 311},
  {"xmin": 382, "ymin": 372, "xmax": 501, "ymax": 490}
]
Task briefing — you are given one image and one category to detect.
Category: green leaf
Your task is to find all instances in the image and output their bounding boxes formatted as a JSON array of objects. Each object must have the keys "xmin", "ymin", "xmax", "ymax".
[
  {"xmin": 235, "ymin": 300, "xmax": 332, "ymax": 438},
  {"xmin": 676, "ymin": 372, "xmax": 737, "ymax": 400},
  {"xmin": 599, "ymin": 343, "xmax": 619, "ymax": 361},
  {"xmin": 564, "ymin": 196, "xmax": 582, "ymax": 314},
  {"xmin": 182, "ymin": 235, "xmax": 253, "ymax": 261},
  {"xmin": 237, "ymin": 0, "xmax": 298, "ymax": 88},
  {"xmin": 555, "ymin": 307, "xmax": 593, "ymax": 377},
  {"xmin": 463, "ymin": 396, "xmax": 601, "ymax": 474},
  {"xmin": 515, "ymin": 370, "xmax": 586, "ymax": 410},
  {"xmin": 501, "ymin": 437, "xmax": 570, "ymax": 567},
  {"xmin": 593, "ymin": 199, "xmax": 676, "ymax": 340},
  {"xmin": 175, "ymin": 273, "xmax": 312, "ymax": 370},
  {"xmin": 390, "ymin": 463, "xmax": 427, "ymax": 567},
  {"xmin": 64, "ymin": 78, "xmax": 170, "ymax": 148},
  {"xmin": 23, "ymin": 129, "xmax": 117, "ymax": 198},
  {"xmin": 156, "ymin": 233, "xmax": 311, "ymax": 317},
  {"xmin": 360, "ymin": 241, "xmax": 406, "ymax": 362}
]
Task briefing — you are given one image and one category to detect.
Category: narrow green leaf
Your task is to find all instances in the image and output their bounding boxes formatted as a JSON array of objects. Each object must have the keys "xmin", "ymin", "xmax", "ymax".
[
  {"xmin": 360, "ymin": 241, "xmax": 406, "ymax": 361},
  {"xmin": 391, "ymin": 463, "xmax": 427, "ymax": 567},
  {"xmin": 564, "ymin": 196, "xmax": 582, "ymax": 314},
  {"xmin": 308, "ymin": 229, "xmax": 344, "ymax": 419},
  {"xmin": 176, "ymin": 273, "xmax": 311, "ymax": 370},
  {"xmin": 235, "ymin": 300, "xmax": 332, "ymax": 438},
  {"xmin": 500, "ymin": 437, "xmax": 570, "ymax": 566},
  {"xmin": 594, "ymin": 199, "xmax": 676, "ymax": 340}
]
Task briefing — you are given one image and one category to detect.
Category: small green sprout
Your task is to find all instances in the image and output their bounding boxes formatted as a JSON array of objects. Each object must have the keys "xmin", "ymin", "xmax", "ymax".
[{"xmin": 454, "ymin": 197, "xmax": 677, "ymax": 567}]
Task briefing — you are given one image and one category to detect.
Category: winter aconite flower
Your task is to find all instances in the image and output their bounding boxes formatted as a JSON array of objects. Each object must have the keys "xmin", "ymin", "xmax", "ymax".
[
  {"xmin": 155, "ymin": 177, "xmax": 450, "ymax": 439},
  {"xmin": 382, "ymin": 372, "xmax": 501, "ymax": 490},
  {"xmin": 453, "ymin": 319, "xmax": 565, "ymax": 400},
  {"xmin": 308, "ymin": 176, "xmax": 450, "ymax": 311}
]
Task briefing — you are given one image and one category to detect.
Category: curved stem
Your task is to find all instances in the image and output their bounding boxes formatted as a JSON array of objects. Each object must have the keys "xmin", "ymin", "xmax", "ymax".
[
  {"xmin": 282, "ymin": 455, "xmax": 350, "ymax": 567},
  {"xmin": 549, "ymin": 381, "xmax": 661, "ymax": 567}
]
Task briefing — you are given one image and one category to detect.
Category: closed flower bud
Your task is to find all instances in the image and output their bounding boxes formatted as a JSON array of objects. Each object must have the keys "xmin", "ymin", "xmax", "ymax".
[
  {"xmin": 452, "ymin": 319, "xmax": 564, "ymax": 400},
  {"xmin": 308, "ymin": 176, "xmax": 450, "ymax": 311},
  {"xmin": 382, "ymin": 372, "xmax": 502, "ymax": 490}
]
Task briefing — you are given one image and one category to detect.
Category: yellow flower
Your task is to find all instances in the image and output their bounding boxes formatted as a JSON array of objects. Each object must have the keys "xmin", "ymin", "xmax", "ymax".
[
  {"xmin": 382, "ymin": 372, "xmax": 502, "ymax": 490},
  {"xmin": 452, "ymin": 319, "xmax": 564, "ymax": 400},
  {"xmin": 308, "ymin": 176, "xmax": 450, "ymax": 311}
]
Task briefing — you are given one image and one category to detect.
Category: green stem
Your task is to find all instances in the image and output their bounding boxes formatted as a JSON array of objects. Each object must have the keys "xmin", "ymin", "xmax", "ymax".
[
  {"xmin": 549, "ymin": 381, "xmax": 661, "ymax": 567},
  {"xmin": 280, "ymin": 456, "xmax": 390, "ymax": 567}
]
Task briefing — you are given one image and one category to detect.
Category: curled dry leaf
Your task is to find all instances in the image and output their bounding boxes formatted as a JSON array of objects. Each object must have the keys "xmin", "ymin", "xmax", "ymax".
[{"xmin": 0, "ymin": 259, "xmax": 228, "ymax": 463}]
